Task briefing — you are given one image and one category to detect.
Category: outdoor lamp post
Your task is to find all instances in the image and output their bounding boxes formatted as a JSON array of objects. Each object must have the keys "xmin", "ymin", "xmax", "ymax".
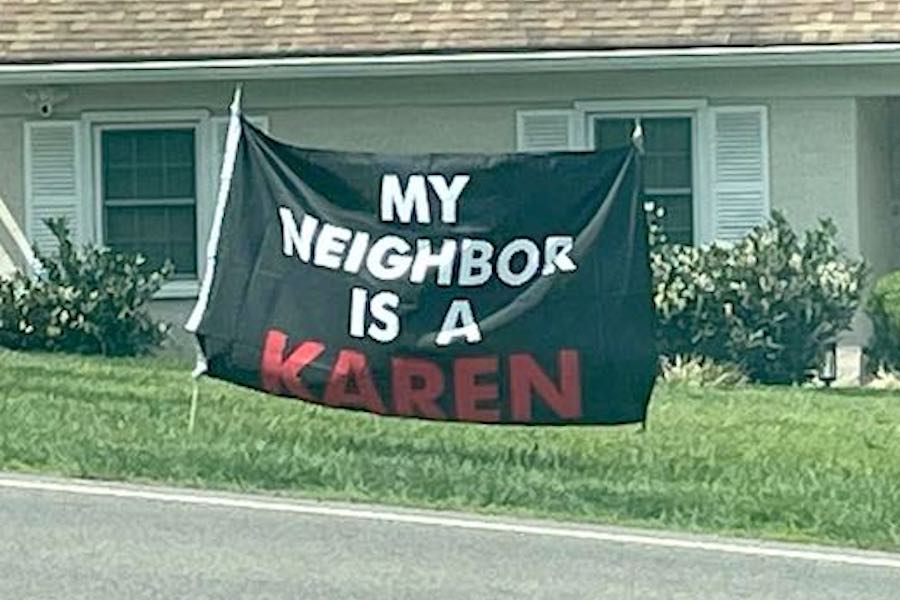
[{"xmin": 819, "ymin": 341, "xmax": 837, "ymax": 387}]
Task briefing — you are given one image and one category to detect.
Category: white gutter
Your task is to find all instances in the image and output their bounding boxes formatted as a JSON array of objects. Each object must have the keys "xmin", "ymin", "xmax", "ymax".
[{"xmin": 3, "ymin": 43, "xmax": 900, "ymax": 84}]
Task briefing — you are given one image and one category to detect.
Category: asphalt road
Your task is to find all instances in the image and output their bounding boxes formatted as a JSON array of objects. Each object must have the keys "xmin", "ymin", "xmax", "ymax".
[{"xmin": 1, "ymin": 475, "xmax": 899, "ymax": 599}]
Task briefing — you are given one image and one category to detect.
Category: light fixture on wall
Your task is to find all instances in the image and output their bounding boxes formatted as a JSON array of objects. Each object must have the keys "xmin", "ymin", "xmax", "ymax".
[
  {"xmin": 819, "ymin": 341, "xmax": 837, "ymax": 387},
  {"xmin": 23, "ymin": 87, "xmax": 70, "ymax": 119}
]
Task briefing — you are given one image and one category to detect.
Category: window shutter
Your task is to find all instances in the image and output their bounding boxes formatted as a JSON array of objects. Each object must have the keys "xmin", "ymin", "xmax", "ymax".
[
  {"xmin": 24, "ymin": 121, "xmax": 84, "ymax": 254},
  {"xmin": 516, "ymin": 110, "xmax": 583, "ymax": 151},
  {"xmin": 710, "ymin": 106, "xmax": 770, "ymax": 242}
]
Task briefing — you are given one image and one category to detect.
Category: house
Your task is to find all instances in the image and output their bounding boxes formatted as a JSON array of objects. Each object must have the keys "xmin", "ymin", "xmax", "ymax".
[{"xmin": 1, "ymin": 1, "xmax": 899, "ymax": 377}]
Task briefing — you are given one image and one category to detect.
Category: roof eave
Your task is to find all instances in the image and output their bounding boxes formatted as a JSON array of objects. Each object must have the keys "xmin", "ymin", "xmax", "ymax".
[{"xmin": 3, "ymin": 43, "xmax": 900, "ymax": 85}]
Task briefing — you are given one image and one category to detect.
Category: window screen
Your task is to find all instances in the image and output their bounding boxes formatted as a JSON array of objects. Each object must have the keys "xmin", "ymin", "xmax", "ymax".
[
  {"xmin": 594, "ymin": 117, "xmax": 693, "ymax": 245},
  {"xmin": 101, "ymin": 128, "xmax": 197, "ymax": 277}
]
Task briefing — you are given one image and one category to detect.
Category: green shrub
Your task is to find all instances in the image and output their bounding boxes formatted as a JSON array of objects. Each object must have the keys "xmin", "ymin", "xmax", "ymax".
[
  {"xmin": 650, "ymin": 211, "xmax": 865, "ymax": 384},
  {"xmin": 866, "ymin": 270, "xmax": 900, "ymax": 369},
  {"xmin": 0, "ymin": 218, "xmax": 173, "ymax": 356}
]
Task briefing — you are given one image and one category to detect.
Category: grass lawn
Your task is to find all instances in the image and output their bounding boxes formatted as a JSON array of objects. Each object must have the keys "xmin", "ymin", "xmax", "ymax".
[{"xmin": 1, "ymin": 349, "xmax": 898, "ymax": 551}]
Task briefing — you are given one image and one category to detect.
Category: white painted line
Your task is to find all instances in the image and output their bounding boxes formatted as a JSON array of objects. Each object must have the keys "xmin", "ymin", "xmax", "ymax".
[{"xmin": 2, "ymin": 476, "xmax": 899, "ymax": 570}]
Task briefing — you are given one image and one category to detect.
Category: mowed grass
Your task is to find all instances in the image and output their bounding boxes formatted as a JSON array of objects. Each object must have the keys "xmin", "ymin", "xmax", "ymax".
[{"xmin": 0, "ymin": 349, "xmax": 898, "ymax": 551}]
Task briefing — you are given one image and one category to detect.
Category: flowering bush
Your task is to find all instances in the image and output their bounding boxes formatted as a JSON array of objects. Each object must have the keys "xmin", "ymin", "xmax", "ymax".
[
  {"xmin": 866, "ymin": 269, "xmax": 900, "ymax": 370},
  {"xmin": 650, "ymin": 210, "xmax": 865, "ymax": 384},
  {"xmin": 0, "ymin": 219, "xmax": 172, "ymax": 356}
]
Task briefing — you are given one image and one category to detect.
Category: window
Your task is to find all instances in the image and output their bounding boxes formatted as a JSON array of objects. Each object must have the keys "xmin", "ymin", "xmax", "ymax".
[
  {"xmin": 593, "ymin": 116, "xmax": 694, "ymax": 245},
  {"xmin": 21, "ymin": 111, "xmax": 271, "ymax": 298},
  {"xmin": 100, "ymin": 127, "xmax": 198, "ymax": 278}
]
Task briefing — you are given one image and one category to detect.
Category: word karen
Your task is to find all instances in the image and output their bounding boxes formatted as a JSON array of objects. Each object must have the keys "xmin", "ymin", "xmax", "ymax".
[{"xmin": 260, "ymin": 329, "xmax": 582, "ymax": 423}]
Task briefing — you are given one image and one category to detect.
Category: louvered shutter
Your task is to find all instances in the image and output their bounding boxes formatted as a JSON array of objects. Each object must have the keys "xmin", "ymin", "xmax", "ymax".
[
  {"xmin": 516, "ymin": 110, "xmax": 583, "ymax": 151},
  {"xmin": 710, "ymin": 106, "xmax": 770, "ymax": 241},
  {"xmin": 24, "ymin": 121, "xmax": 84, "ymax": 254}
]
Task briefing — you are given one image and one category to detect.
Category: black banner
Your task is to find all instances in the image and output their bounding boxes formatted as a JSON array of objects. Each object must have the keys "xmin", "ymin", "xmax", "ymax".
[{"xmin": 189, "ymin": 117, "xmax": 656, "ymax": 425}]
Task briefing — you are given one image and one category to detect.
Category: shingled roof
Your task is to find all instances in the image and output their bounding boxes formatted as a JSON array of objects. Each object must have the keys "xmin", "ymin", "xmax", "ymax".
[{"xmin": 2, "ymin": 0, "xmax": 900, "ymax": 64}]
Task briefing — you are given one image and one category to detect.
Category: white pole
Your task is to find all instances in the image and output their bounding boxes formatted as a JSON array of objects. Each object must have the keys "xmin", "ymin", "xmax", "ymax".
[
  {"xmin": 630, "ymin": 118, "xmax": 645, "ymax": 155},
  {"xmin": 183, "ymin": 85, "xmax": 242, "ymax": 431},
  {"xmin": 188, "ymin": 380, "xmax": 200, "ymax": 434},
  {"xmin": 185, "ymin": 85, "xmax": 243, "ymax": 338}
]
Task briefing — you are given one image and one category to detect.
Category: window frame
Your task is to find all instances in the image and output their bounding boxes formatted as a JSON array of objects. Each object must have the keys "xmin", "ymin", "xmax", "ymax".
[
  {"xmin": 83, "ymin": 110, "xmax": 213, "ymax": 299},
  {"xmin": 98, "ymin": 125, "xmax": 200, "ymax": 281},
  {"xmin": 575, "ymin": 99, "xmax": 711, "ymax": 245}
]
